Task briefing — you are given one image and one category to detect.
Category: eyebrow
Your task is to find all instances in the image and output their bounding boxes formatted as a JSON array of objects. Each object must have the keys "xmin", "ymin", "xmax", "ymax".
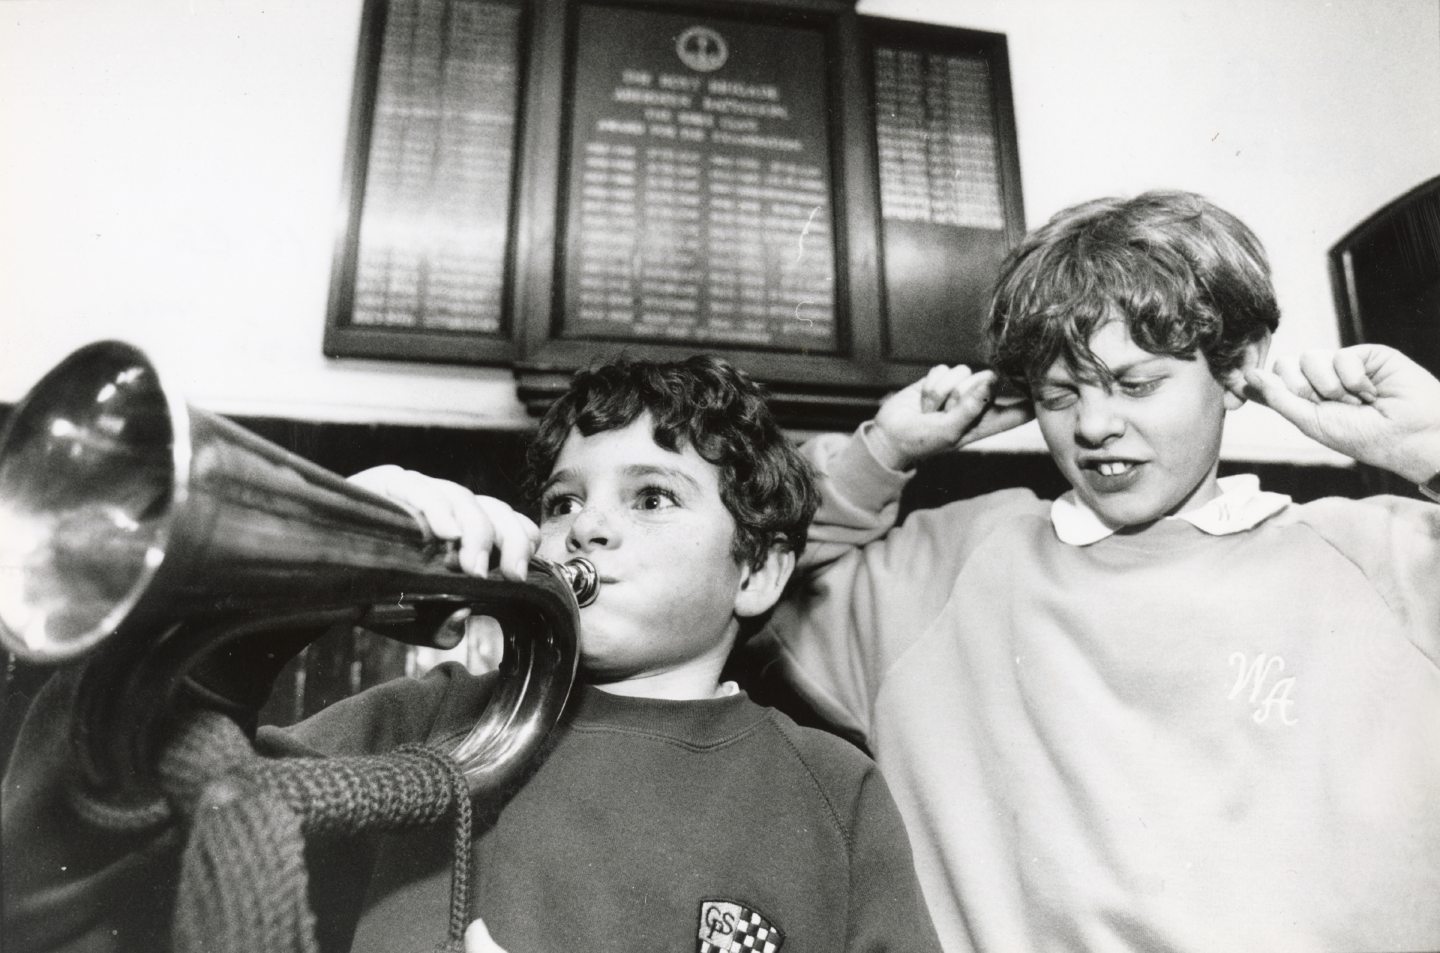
[
  {"xmin": 1042, "ymin": 356, "xmax": 1168, "ymax": 386},
  {"xmin": 542, "ymin": 463, "xmax": 704, "ymax": 496}
]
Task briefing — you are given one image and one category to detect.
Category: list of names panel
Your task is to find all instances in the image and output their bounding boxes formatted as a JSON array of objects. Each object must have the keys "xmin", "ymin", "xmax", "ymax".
[
  {"xmin": 562, "ymin": 3, "xmax": 839, "ymax": 352},
  {"xmin": 873, "ymin": 46, "xmax": 1005, "ymax": 230},
  {"xmin": 352, "ymin": 0, "xmax": 521, "ymax": 333}
]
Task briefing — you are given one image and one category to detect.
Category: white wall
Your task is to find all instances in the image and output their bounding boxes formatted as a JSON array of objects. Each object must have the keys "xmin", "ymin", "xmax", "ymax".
[
  {"xmin": 0, "ymin": 0, "xmax": 529, "ymax": 429},
  {"xmin": 2, "ymin": 0, "xmax": 1438, "ymax": 459}
]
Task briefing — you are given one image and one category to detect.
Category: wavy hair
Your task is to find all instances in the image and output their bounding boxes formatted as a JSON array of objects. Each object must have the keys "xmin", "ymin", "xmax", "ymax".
[
  {"xmin": 525, "ymin": 355, "xmax": 818, "ymax": 571},
  {"xmin": 987, "ymin": 190, "xmax": 1280, "ymax": 390}
]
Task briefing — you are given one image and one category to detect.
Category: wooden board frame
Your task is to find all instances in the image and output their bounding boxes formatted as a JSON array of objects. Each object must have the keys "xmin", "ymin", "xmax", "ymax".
[{"xmin": 324, "ymin": 0, "xmax": 1025, "ymax": 429}]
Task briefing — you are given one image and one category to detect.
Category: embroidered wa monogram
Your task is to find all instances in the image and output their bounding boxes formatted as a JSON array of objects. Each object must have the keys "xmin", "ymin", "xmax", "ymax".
[
  {"xmin": 1228, "ymin": 652, "xmax": 1298, "ymax": 725},
  {"xmin": 697, "ymin": 899, "xmax": 784, "ymax": 953}
]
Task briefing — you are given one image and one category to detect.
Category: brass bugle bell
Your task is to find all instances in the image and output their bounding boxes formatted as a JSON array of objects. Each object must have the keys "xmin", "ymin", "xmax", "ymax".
[{"xmin": 0, "ymin": 340, "xmax": 591, "ymax": 808}]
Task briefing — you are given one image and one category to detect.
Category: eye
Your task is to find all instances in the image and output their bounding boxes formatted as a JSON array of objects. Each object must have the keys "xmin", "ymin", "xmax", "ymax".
[
  {"xmin": 540, "ymin": 493, "xmax": 581, "ymax": 521},
  {"xmin": 1035, "ymin": 386, "xmax": 1077, "ymax": 412},
  {"xmin": 1119, "ymin": 378, "xmax": 1163, "ymax": 398},
  {"xmin": 634, "ymin": 485, "xmax": 679, "ymax": 512}
]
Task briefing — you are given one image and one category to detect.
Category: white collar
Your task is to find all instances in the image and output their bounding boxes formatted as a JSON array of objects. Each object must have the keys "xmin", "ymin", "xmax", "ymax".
[{"xmin": 1050, "ymin": 473, "xmax": 1292, "ymax": 546}]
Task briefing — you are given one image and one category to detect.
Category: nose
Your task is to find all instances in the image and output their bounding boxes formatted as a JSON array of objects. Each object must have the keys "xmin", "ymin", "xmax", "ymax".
[
  {"xmin": 1074, "ymin": 391, "xmax": 1125, "ymax": 448},
  {"xmin": 566, "ymin": 503, "xmax": 616, "ymax": 553}
]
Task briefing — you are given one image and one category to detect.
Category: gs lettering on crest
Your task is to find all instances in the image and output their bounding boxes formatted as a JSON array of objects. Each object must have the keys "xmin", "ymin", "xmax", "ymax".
[
  {"xmin": 704, "ymin": 905, "xmax": 736, "ymax": 936},
  {"xmin": 697, "ymin": 899, "xmax": 784, "ymax": 952},
  {"xmin": 1228, "ymin": 652, "xmax": 1298, "ymax": 725}
]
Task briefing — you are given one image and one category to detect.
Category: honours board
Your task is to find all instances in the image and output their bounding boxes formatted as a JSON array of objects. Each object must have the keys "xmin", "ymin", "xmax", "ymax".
[
  {"xmin": 325, "ymin": 0, "xmax": 1024, "ymax": 427},
  {"xmin": 560, "ymin": 3, "xmax": 838, "ymax": 353}
]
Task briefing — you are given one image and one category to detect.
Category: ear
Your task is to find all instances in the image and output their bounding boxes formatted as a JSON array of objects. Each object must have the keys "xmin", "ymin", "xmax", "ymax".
[
  {"xmin": 1220, "ymin": 333, "xmax": 1272, "ymax": 411},
  {"xmin": 733, "ymin": 544, "xmax": 796, "ymax": 619}
]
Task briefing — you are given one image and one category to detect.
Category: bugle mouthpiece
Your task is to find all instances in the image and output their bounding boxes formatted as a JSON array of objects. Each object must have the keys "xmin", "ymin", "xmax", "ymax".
[{"xmin": 557, "ymin": 557, "xmax": 599, "ymax": 608}]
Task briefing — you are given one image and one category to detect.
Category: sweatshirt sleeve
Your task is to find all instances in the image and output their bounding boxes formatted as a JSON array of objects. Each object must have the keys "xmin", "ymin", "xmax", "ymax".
[
  {"xmin": 1295, "ymin": 494, "xmax": 1440, "ymax": 668},
  {"xmin": 1, "ymin": 668, "xmax": 182, "ymax": 953},
  {"xmin": 0, "ymin": 664, "xmax": 487, "ymax": 953},
  {"xmin": 842, "ymin": 765, "xmax": 944, "ymax": 953},
  {"xmin": 759, "ymin": 426, "xmax": 1044, "ymax": 738},
  {"xmin": 798, "ymin": 425, "xmax": 914, "ymax": 571},
  {"xmin": 258, "ymin": 661, "xmax": 488, "ymax": 758},
  {"xmin": 254, "ymin": 664, "xmax": 491, "ymax": 952}
]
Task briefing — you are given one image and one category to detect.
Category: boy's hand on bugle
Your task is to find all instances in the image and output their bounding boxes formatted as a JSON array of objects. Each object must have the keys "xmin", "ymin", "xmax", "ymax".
[
  {"xmin": 348, "ymin": 465, "xmax": 539, "ymax": 580},
  {"xmin": 1244, "ymin": 344, "xmax": 1440, "ymax": 484},
  {"xmin": 870, "ymin": 364, "xmax": 1034, "ymax": 471}
]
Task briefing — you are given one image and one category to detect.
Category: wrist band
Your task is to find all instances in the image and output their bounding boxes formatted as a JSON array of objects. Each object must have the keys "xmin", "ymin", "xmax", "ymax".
[{"xmin": 1420, "ymin": 470, "xmax": 1440, "ymax": 503}]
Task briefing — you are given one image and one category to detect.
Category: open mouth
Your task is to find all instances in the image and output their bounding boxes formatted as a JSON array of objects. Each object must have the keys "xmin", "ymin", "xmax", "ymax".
[{"xmin": 1081, "ymin": 459, "xmax": 1144, "ymax": 491}]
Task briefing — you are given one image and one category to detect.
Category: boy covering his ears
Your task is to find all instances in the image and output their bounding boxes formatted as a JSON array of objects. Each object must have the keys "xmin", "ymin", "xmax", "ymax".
[{"xmin": 755, "ymin": 190, "xmax": 1440, "ymax": 952}]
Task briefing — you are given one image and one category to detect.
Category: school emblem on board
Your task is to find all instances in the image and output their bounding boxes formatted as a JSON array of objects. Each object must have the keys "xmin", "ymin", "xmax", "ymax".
[
  {"xmin": 697, "ymin": 899, "xmax": 784, "ymax": 953},
  {"xmin": 676, "ymin": 26, "xmax": 727, "ymax": 72}
]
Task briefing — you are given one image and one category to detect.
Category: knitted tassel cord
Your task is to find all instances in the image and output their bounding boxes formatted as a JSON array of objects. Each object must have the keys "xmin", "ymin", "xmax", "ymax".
[{"xmin": 156, "ymin": 709, "xmax": 474, "ymax": 953}]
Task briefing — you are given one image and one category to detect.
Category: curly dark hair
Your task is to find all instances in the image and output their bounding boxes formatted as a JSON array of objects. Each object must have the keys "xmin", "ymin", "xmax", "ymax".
[
  {"xmin": 524, "ymin": 355, "xmax": 819, "ymax": 571},
  {"xmin": 987, "ymin": 190, "xmax": 1280, "ymax": 391}
]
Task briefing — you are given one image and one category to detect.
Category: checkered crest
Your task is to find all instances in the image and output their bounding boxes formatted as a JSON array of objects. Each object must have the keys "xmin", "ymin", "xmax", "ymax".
[{"xmin": 697, "ymin": 899, "xmax": 784, "ymax": 953}]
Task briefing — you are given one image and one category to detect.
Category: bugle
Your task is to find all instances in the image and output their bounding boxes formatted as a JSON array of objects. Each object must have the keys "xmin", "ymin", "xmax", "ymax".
[{"xmin": 0, "ymin": 340, "xmax": 591, "ymax": 813}]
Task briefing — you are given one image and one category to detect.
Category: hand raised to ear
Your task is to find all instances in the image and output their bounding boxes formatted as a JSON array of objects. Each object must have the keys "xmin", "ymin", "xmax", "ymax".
[
  {"xmin": 870, "ymin": 365, "xmax": 1034, "ymax": 471},
  {"xmin": 1243, "ymin": 344, "xmax": 1440, "ymax": 483}
]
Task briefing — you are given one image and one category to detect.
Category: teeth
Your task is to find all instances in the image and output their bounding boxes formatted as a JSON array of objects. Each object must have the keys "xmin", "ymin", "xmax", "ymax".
[{"xmin": 1097, "ymin": 461, "xmax": 1131, "ymax": 476}]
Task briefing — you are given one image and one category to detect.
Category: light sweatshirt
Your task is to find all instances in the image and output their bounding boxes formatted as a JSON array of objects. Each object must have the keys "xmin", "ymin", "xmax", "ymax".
[{"xmin": 758, "ymin": 429, "xmax": 1440, "ymax": 953}]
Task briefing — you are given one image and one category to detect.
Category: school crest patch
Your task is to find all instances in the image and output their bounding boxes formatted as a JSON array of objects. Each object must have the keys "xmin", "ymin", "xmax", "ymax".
[{"xmin": 697, "ymin": 899, "xmax": 783, "ymax": 953}]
